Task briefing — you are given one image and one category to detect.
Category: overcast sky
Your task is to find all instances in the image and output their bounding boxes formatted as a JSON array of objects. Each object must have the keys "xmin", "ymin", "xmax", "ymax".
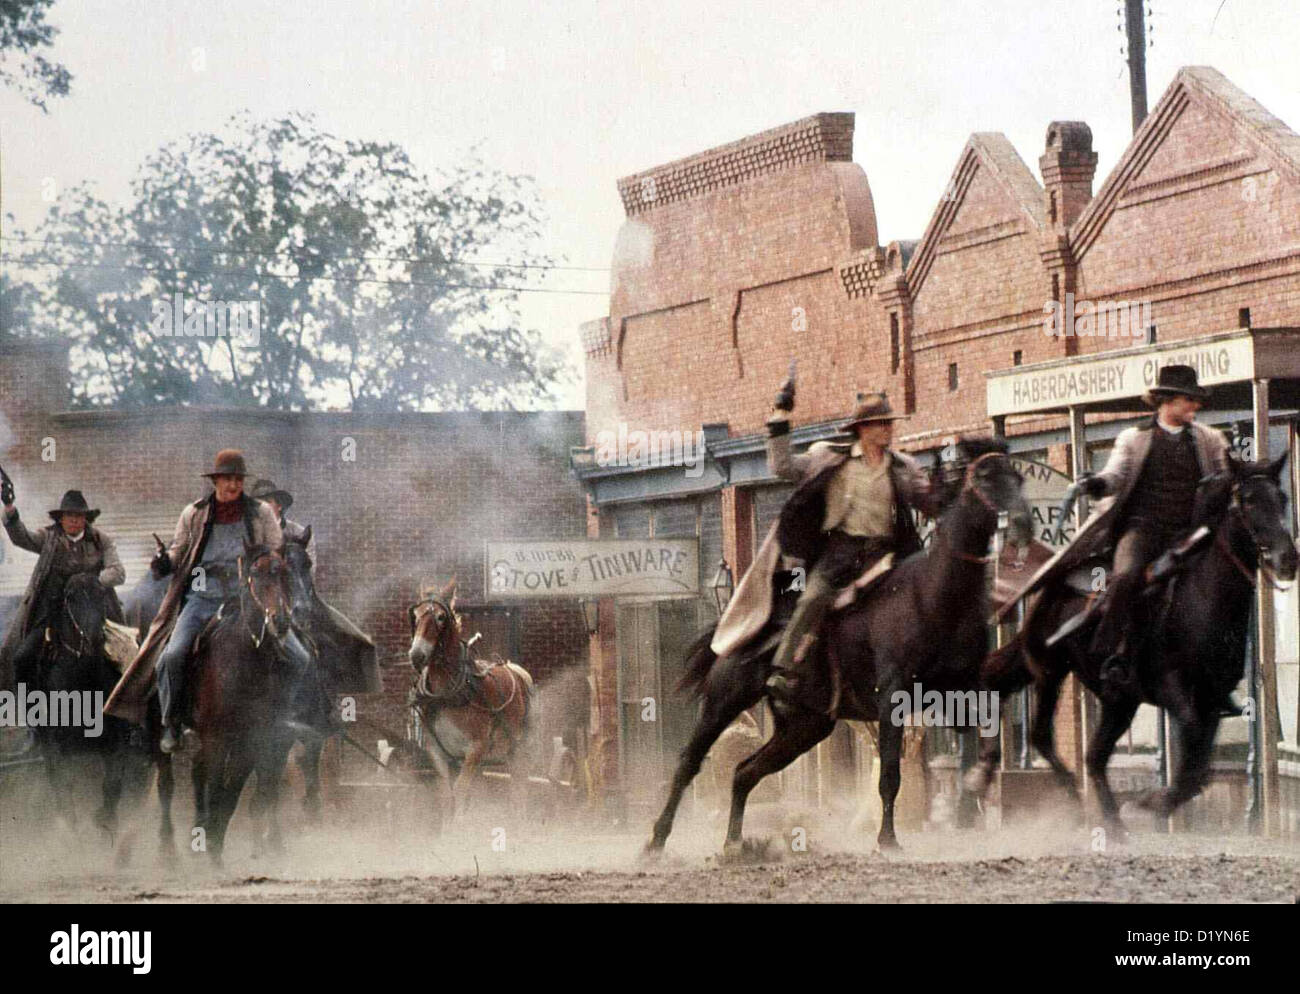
[{"xmin": 2, "ymin": 0, "xmax": 1298, "ymax": 410}]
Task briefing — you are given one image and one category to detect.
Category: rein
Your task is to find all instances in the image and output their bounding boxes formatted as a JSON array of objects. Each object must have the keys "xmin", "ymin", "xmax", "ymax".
[
  {"xmin": 940, "ymin": 451, "xmax": 1012, "ymax": 564},
  {"xmin": 239, "ymin": 552, "xmax": 284, "ymax": 649},
  {"xmin": 1217, "ymin": 496, "xmax": 1291, "ymax": 592}
]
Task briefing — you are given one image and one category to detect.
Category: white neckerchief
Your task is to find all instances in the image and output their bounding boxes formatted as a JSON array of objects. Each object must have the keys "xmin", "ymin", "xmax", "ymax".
[{"xmin": 1157, "ymin": 419, "xmax": 1187, "ymax": 435}]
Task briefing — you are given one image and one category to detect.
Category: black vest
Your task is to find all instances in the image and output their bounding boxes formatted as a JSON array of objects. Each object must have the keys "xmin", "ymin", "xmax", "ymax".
[{"xmin": 1125, "ymin": 424, "xmax": 1201, "ymax": 530}]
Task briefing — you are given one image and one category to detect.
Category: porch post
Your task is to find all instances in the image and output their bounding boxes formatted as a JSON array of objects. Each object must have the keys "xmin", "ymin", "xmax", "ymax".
[{"xmin": 1252, "ymin": 378, "xmax": 1281, "ymax": 836}]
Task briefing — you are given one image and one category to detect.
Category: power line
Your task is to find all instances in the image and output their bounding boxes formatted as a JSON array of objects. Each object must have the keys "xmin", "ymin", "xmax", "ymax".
[
  {"xmin": 0, "ymin": 234, "xmax": 611, "ymax": 273},
  {"xmin": 0, "ymin": 255, "xmax": 610, "ymax": 296}
]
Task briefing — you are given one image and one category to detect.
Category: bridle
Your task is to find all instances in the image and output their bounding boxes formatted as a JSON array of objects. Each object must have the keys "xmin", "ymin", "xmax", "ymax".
[
  {"xmin": 409, "ymin": 595, "xmax": 456, "ymax": 658},
  {"xmin": 1218, "ymin": 474, "xmax": 1293, "ymax": 591},
  {"xmin": 948, "ymin": 451, "xmax": 1018, "ymax": 564},
  {"xmin": 239, "ymin": 550, "xmax": 287, "ymax": 649},
  {"xmin": 58, "ymin": 588, "xmax": 99, "ymax": 658}
]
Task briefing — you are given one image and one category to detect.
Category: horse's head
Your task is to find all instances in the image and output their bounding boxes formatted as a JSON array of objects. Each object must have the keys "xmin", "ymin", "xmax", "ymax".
[
  {"xmin": 240, "ymin": 541, "xmax": 292, "ymax": 642},
  {"xmin": 1227, "ymin": 452, "xmax": 1297, "ymax": 586},
  {"xmin": 953, "ymin": 437, "xmax": 1034, "ymax": 547},
  {"xmin": 59, "ymin": 572, "xmax": 111, "ymax": 658},
  {"xmin": 282, "ymin": 526, "xmax": 315, "ymax": 625},
  {"xmin": 408, "ymin": 577, "xmax": 460, "ymax": 671}
]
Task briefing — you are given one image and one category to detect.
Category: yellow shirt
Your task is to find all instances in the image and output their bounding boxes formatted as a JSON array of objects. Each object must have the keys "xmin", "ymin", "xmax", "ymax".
[{"xmin": 823, "ymin": 442, "xmax": 894, "ymax": 537}]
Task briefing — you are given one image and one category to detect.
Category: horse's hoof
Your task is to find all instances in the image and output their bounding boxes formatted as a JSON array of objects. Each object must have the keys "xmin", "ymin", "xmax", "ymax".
[
  {"xmin": 720, "ymin": 838, "xmax": 775, "ymax": 865},
  {"xmin": 962, "ymin": 767, "xmax": 993, "ymax": 797},
  {"xmin": 639, "ymin": 841, "xmax": 665, "ymax": 863},
  {"xmin": 1103, "ymin": 821, "xmax": 1130, "ymax": 847},
  {"xmin": 877, "ymin": 837, "xmax": 902, "ymax": 855},
  {"xmin": 1134, "ymin": 787, "xmax": 1170, "ymax": 815}
]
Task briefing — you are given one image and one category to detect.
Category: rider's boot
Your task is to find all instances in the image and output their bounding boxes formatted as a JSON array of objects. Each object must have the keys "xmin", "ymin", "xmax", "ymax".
[
  {"xmin": 1098, "ymin": 648, "xmax": 1140, "ymax": 701},
  {"xmin": 1215, "ymin": 690, "xmax": 1246, "ymax": 718},
  {"xmin": 765, "ymin": 635, "xmax": 827, "ymax": 717}
]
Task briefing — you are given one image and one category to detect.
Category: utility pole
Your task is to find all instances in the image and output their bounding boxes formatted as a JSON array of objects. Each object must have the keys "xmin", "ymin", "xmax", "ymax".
[{"xmin": 1124, "ymin": 0, "xmax": 1149, "ymax": 133}]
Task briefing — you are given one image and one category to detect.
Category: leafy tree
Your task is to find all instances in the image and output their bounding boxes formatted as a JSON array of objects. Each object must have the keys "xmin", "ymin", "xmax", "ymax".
[
  {"xmin": 0, "ymin": 0, "xmax": 71, "ymax": 110},
  {"xmin": 9, "ymin": 112, "xmax": 573, "ymax": 410}
]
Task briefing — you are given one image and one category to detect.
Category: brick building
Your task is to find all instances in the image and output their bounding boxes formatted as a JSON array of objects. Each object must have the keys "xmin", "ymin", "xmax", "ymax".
[
  {"xmin": 576, "ymin": 67, "xmax": 1300, "ymax": 827},
  {"xmin": 0, "ymin": 337, "xmax": 589, "ymax": 736}
]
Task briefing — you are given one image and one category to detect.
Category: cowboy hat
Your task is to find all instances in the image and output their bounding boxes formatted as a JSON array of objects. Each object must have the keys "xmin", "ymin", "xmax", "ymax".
[
  {"xmin": 844, "ymin": 391, "xmax": 909, "ymax": 428},
  {"xmin": 1142, "ymin": 364, "xmax": 1210, "ymax": 407},
  {"xmin": 202, "ymin": 449, "xmax": 249, "ymax": 478},
  {"xmin": 48, "ymin": 489, "xmax": 100, "ymax": 523},
  {"xmin": 248, "ymin": 478, "xmax": 293, "ymax": 511}
]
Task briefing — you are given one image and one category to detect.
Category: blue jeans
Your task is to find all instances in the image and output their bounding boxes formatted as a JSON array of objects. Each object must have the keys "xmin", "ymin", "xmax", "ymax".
[{"xmin": 155, "ymin": 596, "xmax": 222, "ymax": 729}]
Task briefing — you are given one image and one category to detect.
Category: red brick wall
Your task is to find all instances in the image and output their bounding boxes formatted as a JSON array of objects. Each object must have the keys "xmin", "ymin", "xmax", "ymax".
[
  {"xmin": 584, "ymin": 68, "xmax": 1300, "ymax": 461},
  {"xmin": 0, "ymin": 345, "xmax": 589, "ymax": 735}
]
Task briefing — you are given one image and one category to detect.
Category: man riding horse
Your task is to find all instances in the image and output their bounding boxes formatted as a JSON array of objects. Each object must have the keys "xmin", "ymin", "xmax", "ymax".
[
  {"xmin": 249, "ymin": 477, "xmax": 379, "ymax": 695},
  {"xmin": 713, "ymin": 375, "xmax": 939, "ymax": 716},
  {"xmin": 1005, "ymin": 364, "xmax": 1240, "ymax": 714},
  {"xmin": 250, "ymin": 479, "xmax": 317, "ymax": 566},
  {"xmin": 1, "ymin": 485, "xmax": 125, "ymax": 752},
  {"xmin": 105, "ymin": 450, "xmax": 330, "ymax": 752}
]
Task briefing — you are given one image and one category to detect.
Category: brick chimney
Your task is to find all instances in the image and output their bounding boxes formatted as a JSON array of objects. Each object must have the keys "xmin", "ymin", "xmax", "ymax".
[{"xmin": 1039, "ymin": 122, "xmax": 1097, "ymax": 231}]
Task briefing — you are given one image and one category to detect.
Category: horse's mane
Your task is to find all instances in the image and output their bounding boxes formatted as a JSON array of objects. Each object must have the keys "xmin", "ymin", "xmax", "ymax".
[{"xmin": 957, "ymin": 436, "xmax": 1009, "ymax": 460}]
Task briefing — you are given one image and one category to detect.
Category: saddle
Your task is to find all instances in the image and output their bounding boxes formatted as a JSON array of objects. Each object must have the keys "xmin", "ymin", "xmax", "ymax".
[{"xmin": 1045, "ymin": 526, "xmax": 1212, "ymax": 648}]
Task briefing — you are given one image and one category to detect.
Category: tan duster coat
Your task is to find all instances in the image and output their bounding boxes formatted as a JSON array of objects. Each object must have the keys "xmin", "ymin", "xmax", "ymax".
[
  {"xmin": 711, "ymin": 427, "xmax": 932, "ymax": 657},
  {"xmin": 105, "ymin": 494, "xmax": 281, "ymax": 724},
  {"xmin": 998, "ymin": 417, "xmax": 1230, "ymax": 620}
]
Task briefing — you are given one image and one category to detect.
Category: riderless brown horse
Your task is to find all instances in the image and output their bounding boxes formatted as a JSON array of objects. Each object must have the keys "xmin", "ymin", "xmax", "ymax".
[
  {"xmin": 982, "ymin": 454, "xmax": 1297, "ymax": 834},
  {"xmin": 407, "ymin": 578, "xmax": 535, "ymax": 819},
  {"xmin": 647, "ymin": 438, "xmax": 1033, "ymax": 855},
  {"xmin": 190, "ymin": 542, "xmax": 302, "ymax": 861}
]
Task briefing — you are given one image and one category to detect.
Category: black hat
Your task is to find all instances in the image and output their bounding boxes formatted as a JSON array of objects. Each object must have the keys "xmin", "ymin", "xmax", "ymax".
[
  {"xmin": 844, "ymin": 391, "xmax": 909, "ymax": 428},
  {"xmin": 49, "ymin": 490, "xmax": 100, "ymax": 523},
  {"xmin": 248, "ymin": 478, "xmax": 293, "ymax": 511},
  {"xmin": 1143, "ymin": 364, "xmax": 1210, "ymax": 406}
]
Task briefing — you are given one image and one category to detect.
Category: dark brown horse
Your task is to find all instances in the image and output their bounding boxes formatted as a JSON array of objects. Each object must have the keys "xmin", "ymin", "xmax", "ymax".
[
  {"xmin": 647, "ymin": 438, "xmax": 1033, "ymax": 855},
  {"xmin": 190, "ymin": 543, "xmax": 302, "ymax": 861},
  {"xmin": 28, "ymin": 573, "xmax": 175, "ymax": 855},
  {"xmin": 407, "ymin": 578, "xmax": 535, "ymax": 819},
  {"xmin": 982, "ymin": 454, "xmax": 1297, "ymax": 834}
]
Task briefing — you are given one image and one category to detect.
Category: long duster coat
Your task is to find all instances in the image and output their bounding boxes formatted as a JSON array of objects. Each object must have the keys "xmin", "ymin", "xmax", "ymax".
[
  {"xmin": 711, "ymin": 427, "xmax": 935, "ymax": 658},
  {"xmin": 0, "ymin": 510, "xmax": 125, "ymax": 689},
  {"xmin": 995, "ymin": 417, "xmax": 1230, "ymax": 621},
  {"xmin": 105, "ymin": 493, "xmax": 281, "ymax": 724}
]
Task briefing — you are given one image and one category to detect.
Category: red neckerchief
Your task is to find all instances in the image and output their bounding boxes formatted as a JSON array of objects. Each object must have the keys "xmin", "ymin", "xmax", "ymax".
[{"xmin": 212, "ymin": 497, "xmax": 243, "ymax": 524}]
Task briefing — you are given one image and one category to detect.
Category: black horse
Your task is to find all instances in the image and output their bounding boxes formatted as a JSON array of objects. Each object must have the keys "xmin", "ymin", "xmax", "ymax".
[
  {"xmin": 647, "ymin": 438, "xmax": 1033, "ymax": 855},
  {"xmin": 32, "ymin": 573, "xmax": 174, "ymax": 854},
  {"xmin": 983, "ymin": 453, "xmax": 1297, "ymax": 834}
]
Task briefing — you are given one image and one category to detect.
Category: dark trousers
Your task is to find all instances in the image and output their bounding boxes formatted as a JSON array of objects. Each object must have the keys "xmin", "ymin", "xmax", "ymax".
[
  {"xmin": 1091, "ymin": 518, "xmax": 1179, "ymax": 658},
  {"xmin": 771, "ymin": 531, "xmax": 892, "ymax": 679}
]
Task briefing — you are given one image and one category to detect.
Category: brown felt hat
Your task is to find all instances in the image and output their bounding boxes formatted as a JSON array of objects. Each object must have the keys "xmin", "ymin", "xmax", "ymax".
[
  {"xmin": 202, "ymin": 449, "xmax": 249, "ymax": 478},
  {"xmin": 844, "ymin": 391, "xmax": 909, "ymax": 428}
]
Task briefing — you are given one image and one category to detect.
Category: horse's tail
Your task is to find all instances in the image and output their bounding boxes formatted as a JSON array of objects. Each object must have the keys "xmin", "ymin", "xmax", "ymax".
[{"xmin": 676, "ymin": 628, "xmax": 719, "ymax": 698}]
